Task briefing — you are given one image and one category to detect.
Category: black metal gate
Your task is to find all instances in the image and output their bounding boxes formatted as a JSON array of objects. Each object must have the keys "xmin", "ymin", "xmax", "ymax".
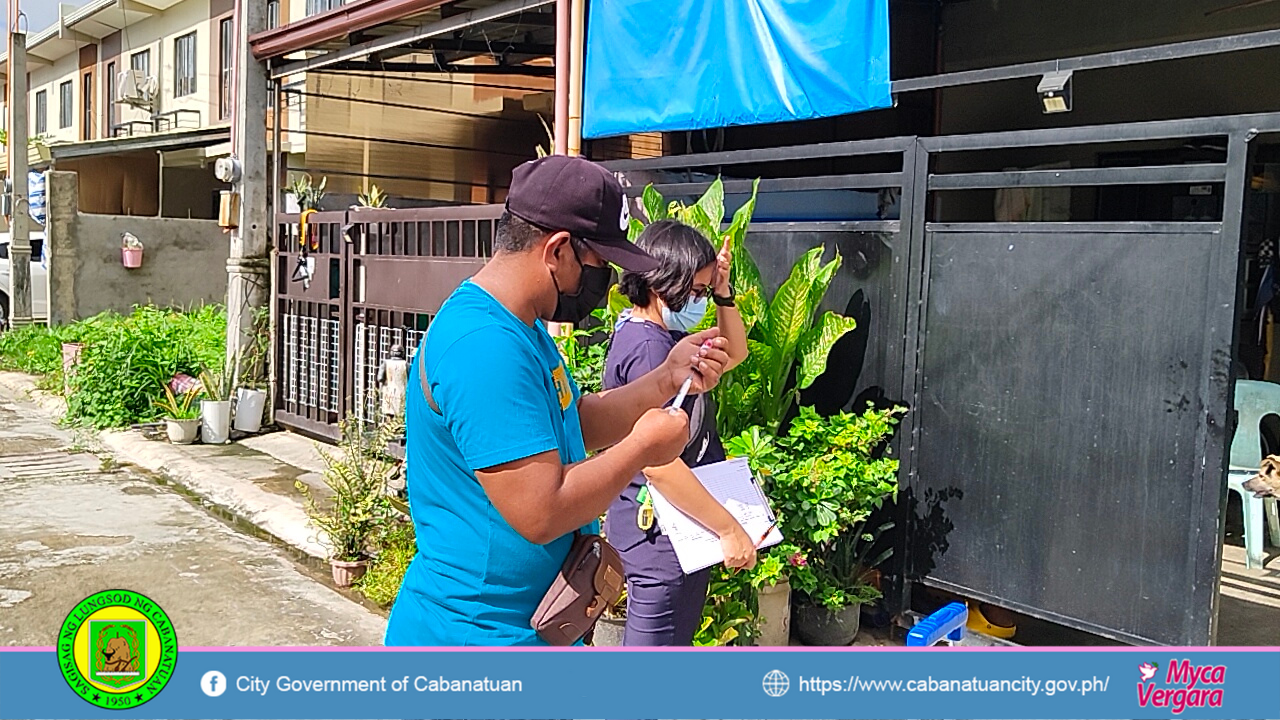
[
  {"xmin": 607, "ymin": 113, "xmax": 1280, "ymax": 645},
  {"xmin": 898, "ymin": 117, "xmax": 1274, "ymax": 645}
]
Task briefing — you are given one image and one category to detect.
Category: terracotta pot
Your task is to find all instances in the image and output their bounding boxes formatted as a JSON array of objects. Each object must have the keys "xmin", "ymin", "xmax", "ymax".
[
  {"xmin": 590, "ymin": 616, "xmax": 626, "ymax": 647},
  {"xmin": 794, "ymin": 599, "xmax": 862, "ymax": 646},
  {"xmin": 755, "ymin": 578, "xmax": 792, "ymax": 646},
  {"xmin": 330, "ymin": 558, "xmax": 368, "ymax": 588}
]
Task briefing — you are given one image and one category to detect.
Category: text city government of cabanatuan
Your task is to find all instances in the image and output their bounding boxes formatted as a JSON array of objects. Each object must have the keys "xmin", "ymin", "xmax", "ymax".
[{"xmin": 236, "ymin": 675, "xmax": 524, "ymax": 695}]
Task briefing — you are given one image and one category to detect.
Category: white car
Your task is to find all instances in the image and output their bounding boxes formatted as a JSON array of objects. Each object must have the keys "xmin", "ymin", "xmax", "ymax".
[{"xmin": 0, "ymin": 231, "xmax": 49, "ymax": 328}]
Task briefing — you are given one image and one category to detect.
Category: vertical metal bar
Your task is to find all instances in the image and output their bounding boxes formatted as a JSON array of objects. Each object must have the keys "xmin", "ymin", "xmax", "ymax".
[
  {"xmin": 339, "ymin": 214, "xmax": 354, "ymax": 423},
  {"xmin": 1197, "ymin": 129, "xmax": 1254, "ymax": 645},
  {"xmin": 880, "ymin": 141, "xmax": 915, "ymax": 618},
  {"xmin": 269, "ymin": 78, "xmax": 283, "ymax": 424},
  {"xmin": 895, "ymin": 138, "xmax": 933, "ymax": 622}
]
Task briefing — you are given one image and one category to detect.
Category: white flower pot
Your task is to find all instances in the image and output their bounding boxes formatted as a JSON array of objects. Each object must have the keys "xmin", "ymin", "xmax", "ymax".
[
  {"xmin": 233, "ymin": 388, "xmax": 267, "ymax": 433},
  {"xmin": 200, "ymin": 400, "xmax": 232, "ymax": 444},
  {"xmin": 165, "ymin": 418, "xmax": 199, "ymax": 445}
]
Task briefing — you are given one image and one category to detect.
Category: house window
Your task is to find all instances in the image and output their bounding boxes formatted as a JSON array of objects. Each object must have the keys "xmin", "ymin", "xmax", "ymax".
[
  {"xmin": 105, "ymin": 61, "xmax": 116, "ymax": 130},
  {"xmin": 59, "ymin": 80, "xmax": 73, "ymax": 129},
  {"xmin": 175, "ymin": 32, "xmax": 197, "ymax": 97},
  {"xmin": 219, "ymin": 19, "xmax": 234, "ymax": 119},
  {"xmin": 34, "ymin": 90, "xmax": 47, "ymax": 135},
  {"xmin": 306, "ymin": 0, "xmax": 344, "ymax": 16},
  {"xmin": 131, "ymin": 49, "xmax": 151, "ymax": 77},
  {"xmin": 82, "ymin": 72, "xmax": 93, "ymax": 140}
]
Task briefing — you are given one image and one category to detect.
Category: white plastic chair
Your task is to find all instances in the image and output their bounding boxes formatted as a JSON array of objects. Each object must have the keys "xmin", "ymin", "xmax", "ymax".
[{"xmin": 1228, "ymin": 381, "xmax": 1280, "ymax": 569}]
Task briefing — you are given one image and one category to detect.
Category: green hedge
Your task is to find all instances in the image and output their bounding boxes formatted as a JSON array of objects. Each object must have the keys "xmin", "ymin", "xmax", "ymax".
[{"xmin": 0, "ymin": 305, "xmax": 227, "ymax": 428}]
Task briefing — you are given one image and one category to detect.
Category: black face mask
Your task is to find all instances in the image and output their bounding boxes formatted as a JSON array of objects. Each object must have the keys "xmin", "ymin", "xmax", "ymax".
[{"xmin": 549, "ymin": 240, "xmax": 612, "ymax": 324}]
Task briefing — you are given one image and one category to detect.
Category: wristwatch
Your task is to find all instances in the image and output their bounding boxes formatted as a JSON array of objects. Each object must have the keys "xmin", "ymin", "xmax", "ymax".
[{"xmin": 712, "ymin": 286, "xmax": 735, "ymax": 307}]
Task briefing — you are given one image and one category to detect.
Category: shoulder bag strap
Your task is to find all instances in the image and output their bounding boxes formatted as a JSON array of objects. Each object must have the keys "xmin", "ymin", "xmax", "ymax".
[{"xmin": 417, "ymin": 348, "xmax": 442, "ymax": 415}]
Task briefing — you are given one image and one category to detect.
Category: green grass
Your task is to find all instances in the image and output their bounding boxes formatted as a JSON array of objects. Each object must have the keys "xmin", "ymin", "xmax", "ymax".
[
  {"xmin": 0, "ymin": 304, "xmax": 227, "ymax": 428},
  {"xmin": 356, "ymin": 520, "xmax": 416, "ymax": 607}
]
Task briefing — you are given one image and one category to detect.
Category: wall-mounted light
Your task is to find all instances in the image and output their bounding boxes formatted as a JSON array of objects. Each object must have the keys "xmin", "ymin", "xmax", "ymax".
[{"xmin": 1038, "ymin": 70, "xmax": 1073, "ymax": 114}]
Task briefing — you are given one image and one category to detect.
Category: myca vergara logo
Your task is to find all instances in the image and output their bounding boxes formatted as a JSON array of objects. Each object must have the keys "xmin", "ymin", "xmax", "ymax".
[
  {"xmin": 1136, "ymin": 659, "xmax": 1225, "ymax": 715},
  {"xmin": 57, "ymin": 590, "xmax": 178, "ymax": 710}
]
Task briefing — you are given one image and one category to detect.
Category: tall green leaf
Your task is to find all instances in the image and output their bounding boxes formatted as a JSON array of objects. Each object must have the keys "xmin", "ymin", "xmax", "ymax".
[
  {"xmin": 726, "ymin": 180, "xmax": 764, "ymax": 300},
  {"xmin": 679, "ymin": 204, "xmax": 715, "ymax": 238},
  {"xmin": 736, "ymin": 286, "xmax": 765, "ymax": 334},
  {"xmin": 796, "ymin": 311, "xmax": 858, "ymax": 389},
  {"xmin": 761, "ymin": 246, "xmax": 824, "ymax": 357},
  {"xmin": 807, "ymin": 254, "xmax": 842, "ymax": 315},
  {"xmin": 642, "ymin": 184, "xmax": 668, "ymax": 223},
  {"xmin": 694, "ymin": 177, "xmax": 725, "ymax": 233},
  {"xmin": 627, "ymin": 217, "xmax": 646, "ymax": 242}
]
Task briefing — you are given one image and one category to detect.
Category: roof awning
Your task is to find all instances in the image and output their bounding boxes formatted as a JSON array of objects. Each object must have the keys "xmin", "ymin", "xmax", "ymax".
[
  {"xmin": 253, "ymin": 0, "xmax": 556, "ymax": 80},
  {"xmin": 45, "ymin": 126, "xmax": 231, "ymax": 163}
]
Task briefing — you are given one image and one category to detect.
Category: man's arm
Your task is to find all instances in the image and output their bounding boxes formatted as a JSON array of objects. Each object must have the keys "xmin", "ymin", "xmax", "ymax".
[
  {"xmin": 578, "ymin": 328, "xmax": 730, "ymax": 452},
  {"xmin": 476, "ymin": 408, "xmax": 689, "ymax": 544}
]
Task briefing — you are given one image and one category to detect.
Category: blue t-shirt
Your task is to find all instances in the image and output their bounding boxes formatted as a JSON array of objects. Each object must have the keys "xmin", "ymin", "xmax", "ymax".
[{"xmin": 384, "ymin": 280, "xmax": 592, "ymax": 646}]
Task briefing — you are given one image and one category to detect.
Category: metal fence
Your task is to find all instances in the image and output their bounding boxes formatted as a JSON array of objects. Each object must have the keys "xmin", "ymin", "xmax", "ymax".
[{"xmin": 274, "ymin": 205, "xmax": 500, "ymax": 439}]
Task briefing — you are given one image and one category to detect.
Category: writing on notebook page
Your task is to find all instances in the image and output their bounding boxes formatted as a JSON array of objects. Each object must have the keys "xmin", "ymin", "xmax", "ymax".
[{"xmin": 647, "ymin": 457, "xmax": 783, "ymax": 574}]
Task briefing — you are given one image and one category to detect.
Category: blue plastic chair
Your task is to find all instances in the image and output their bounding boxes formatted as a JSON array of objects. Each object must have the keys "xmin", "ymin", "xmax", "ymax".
[{"xmin": 1228, "ymin": 381, "xmax": 1280, "ymax": 569}]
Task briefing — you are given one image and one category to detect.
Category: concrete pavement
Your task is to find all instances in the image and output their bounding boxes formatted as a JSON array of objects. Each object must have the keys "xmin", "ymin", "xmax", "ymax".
[{"xmin": 0, "ymin": 375, "xmax": 385, "ymax": 647}]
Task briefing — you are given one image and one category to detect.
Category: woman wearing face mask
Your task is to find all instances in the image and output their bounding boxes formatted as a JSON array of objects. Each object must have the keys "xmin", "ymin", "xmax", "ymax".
[{"xmin": 604, "ymin": 219, "xmax": 753, "ymax": 646}]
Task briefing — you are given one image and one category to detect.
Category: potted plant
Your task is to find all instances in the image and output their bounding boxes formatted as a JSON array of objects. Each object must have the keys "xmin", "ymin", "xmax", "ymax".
[
  {"xmin": 286, "ymin": 173, "xmax": 327, "ymax": 212},
  {"xmin": 357, "ymin": 184, "xmax": 388, "ymax": 209},
  {"xmin": 152, "ymin": 384, "xmax": 201, "ymax": 444},
  {"xmin": 748, "ymin": 551, "xmax": 793, "ymax": 646},
  {"xmin": 121, "ymin": 233, "xmax": 144, "ymax": 268},
  {"xmin": 297, "ymin": 419, "xmax": 398, "ymax": 587},
  {"xmin": 199, "ymin": 361, "xmax": 235, "ymax": 444},
  {"xmin": 727, "ymin": 405, "xmax": 902, "ymax": 646}
]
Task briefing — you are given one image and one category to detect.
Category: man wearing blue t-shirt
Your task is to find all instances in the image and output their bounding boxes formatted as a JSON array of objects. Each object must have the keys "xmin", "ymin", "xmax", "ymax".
[{"xmin": 385, "ymin": 156, "xmax": 730, "ymax": 646}]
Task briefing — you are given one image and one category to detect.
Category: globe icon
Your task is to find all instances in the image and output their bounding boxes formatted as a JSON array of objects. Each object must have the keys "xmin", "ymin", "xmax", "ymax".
[{"xmin": 762, "ymin": 669, "xmax": 790, "ymax": 697}]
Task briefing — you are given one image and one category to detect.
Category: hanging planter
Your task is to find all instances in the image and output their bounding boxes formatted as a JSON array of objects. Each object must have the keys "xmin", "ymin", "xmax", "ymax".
[{"xmin": 121, "ymin": 232, "xmax": 144, "ymax": 268}]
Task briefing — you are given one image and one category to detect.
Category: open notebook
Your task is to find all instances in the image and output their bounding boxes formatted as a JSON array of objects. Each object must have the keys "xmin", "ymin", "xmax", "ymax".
[{"xmin": 647, "ymin": 457, "xmax": 784, "ymax": 574}]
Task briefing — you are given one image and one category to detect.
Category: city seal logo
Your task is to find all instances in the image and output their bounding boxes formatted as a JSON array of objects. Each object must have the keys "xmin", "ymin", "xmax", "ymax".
[{"xmin": 57, "ymin": 590, "xmax": 177, "ymax": 710}]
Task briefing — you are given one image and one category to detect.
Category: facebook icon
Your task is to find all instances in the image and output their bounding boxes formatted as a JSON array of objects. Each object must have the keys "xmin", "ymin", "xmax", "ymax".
[{"xmin": 201, "ymin": 670, "xmax": 227, "ymax": 698}]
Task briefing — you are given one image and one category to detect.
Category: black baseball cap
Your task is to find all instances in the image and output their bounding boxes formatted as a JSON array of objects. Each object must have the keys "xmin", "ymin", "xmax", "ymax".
[{"xmin": 506, "ymin": 155, "xmax": 659, "ymax": 273}]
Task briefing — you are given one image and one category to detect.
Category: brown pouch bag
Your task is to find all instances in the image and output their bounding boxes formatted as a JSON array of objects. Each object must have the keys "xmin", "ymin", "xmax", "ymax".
[{"xmin": 530, "ymin": 531, "xmax": 626, "ymax": 646}]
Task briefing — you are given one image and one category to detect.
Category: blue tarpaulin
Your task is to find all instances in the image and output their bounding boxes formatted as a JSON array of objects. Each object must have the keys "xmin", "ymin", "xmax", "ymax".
[{"xmin": 583, "ymin": 0, "xmax": 891, "ymax": 139}]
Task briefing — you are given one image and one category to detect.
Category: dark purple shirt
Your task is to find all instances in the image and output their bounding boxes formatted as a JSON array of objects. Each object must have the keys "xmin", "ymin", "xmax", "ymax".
[{"xmin": 602, "ymin": 315, "xmax": 726, "ymax": 551}]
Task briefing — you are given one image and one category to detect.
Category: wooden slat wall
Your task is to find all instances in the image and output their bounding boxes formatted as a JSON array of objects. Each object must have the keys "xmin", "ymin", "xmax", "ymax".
[{"xmin": 590, "ymin": 132, "xmax": 665, "ymax": 162}]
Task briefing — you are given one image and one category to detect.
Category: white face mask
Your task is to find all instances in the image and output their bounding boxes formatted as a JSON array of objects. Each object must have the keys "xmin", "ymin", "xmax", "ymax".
[{"xmin": 661, "ymin": 295, "xmax": 709, "ymax": 332}]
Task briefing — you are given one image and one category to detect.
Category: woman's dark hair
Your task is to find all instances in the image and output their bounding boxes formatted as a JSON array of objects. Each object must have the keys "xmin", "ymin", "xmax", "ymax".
[{"xmin": 618, "ymin": 220, "xmax": 717, "ymax": 311}]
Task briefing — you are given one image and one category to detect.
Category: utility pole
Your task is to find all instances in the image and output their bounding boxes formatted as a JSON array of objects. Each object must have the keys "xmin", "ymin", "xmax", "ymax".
[
  {"xmin": 6, "ymin": 1, "xmax": 33, "ymax": 329},
  {"xmin": 225, "ymin": 0, "xmax": 270, "ymax": 381}
]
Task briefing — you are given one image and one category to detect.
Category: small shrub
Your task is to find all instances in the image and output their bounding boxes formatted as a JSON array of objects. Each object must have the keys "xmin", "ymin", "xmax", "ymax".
[
  {"xmin": 63, "ymin": 305, "xmax": 227, "ymax": 428},
  {"xmin": 297, "ymin": 418, "xmax": 398, "ymax": 562},
  {"xmin": 0, "ymin": 305, "xmax": 226, "ymax": 428}
]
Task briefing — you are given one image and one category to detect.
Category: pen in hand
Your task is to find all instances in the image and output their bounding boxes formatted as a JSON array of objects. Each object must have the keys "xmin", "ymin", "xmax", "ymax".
[
  {"xmin": 669, "ymin": 340, "xmax": 715, "ymax": 413},
  {"xmin": 755, "ymin": 521, "xmax": 779, "ymax": 549}
]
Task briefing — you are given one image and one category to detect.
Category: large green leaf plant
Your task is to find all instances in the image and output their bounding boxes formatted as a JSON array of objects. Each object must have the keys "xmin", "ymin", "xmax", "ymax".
[
  {"xmin": 632, "ymin": 178, "xmax": 881, "ymax": 644},
  {"xmin": 632, "ymin": 178, "xmax": 858, "ymax": 440}
]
